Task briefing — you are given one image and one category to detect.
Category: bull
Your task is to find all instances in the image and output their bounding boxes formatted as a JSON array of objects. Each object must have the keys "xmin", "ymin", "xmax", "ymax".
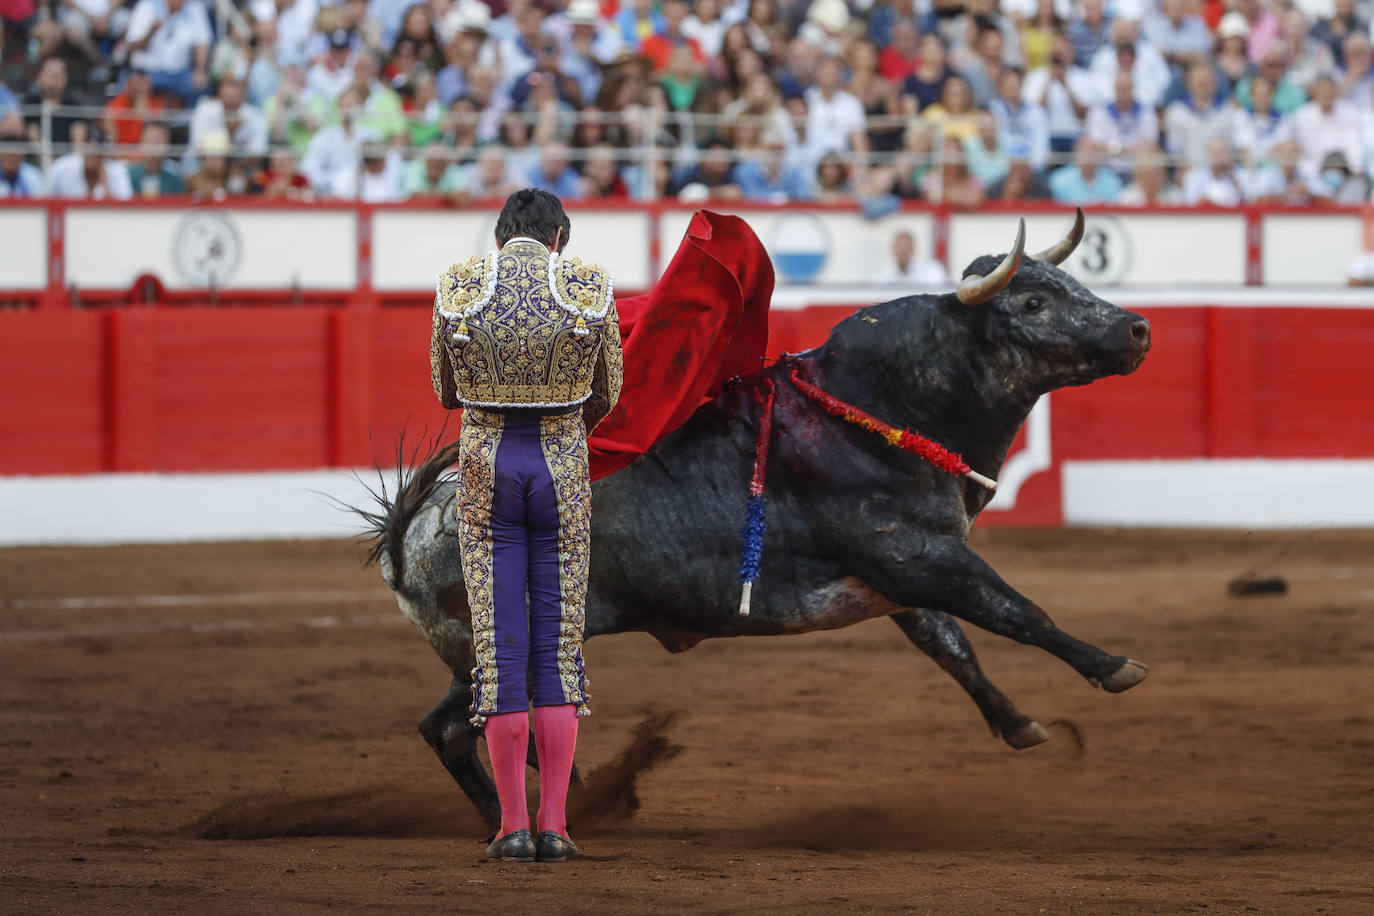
[{"xmin": 362, "ymin": 210, "xmax": 1152, "ymax": 830}]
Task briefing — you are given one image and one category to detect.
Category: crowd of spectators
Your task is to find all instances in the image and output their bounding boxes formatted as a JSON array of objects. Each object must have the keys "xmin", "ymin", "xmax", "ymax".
[{"xmin": 1, "ymin": 0, "xmax": 1372, "ymax": 205}]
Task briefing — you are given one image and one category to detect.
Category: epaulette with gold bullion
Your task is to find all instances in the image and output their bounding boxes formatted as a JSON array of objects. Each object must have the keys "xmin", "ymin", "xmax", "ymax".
[
  {"xmin": 435, "ymin": 253, "xmax": 496, "ymax": 343},
  {"xmin": 549, "ymin": 254, "xmax": 614, "ymax": 337}
]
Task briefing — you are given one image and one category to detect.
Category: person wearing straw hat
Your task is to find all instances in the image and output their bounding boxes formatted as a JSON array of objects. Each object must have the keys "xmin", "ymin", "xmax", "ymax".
[{"xmin": 557, "ymin": 0, "xmax": 619, "ymax": 102}]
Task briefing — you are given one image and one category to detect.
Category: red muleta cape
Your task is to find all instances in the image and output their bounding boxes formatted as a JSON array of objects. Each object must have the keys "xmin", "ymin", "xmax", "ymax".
[{"xmin": 587, "ymin": 210, "xmax": 775, "ymax": 480}]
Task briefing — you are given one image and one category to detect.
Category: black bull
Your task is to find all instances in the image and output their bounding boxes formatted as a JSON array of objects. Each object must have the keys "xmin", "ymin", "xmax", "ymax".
[{"xmin": 363, "ymin": 211, "xmax": 1153, "ymax": 830}]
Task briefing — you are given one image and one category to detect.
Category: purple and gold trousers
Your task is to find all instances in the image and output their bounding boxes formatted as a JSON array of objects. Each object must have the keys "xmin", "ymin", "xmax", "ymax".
[{"xmin": 458, "ymin": 407, "xmax": 591, "ymax": 724}]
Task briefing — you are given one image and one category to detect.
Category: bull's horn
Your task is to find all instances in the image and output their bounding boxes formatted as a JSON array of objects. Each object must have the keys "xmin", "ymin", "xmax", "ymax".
[
  {"xmin": 956, "ymin": 218, "xmax": 1025, "ymax": 306},
  {"xmin": 1031, "ymin": 207, "xmax": 1085, "ymax": 265}
]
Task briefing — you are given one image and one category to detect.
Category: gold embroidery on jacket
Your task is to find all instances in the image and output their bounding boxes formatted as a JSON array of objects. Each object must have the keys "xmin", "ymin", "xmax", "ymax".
[
  {"xmin": 581, "ymin": 299, "xmax": 623, "ymax": 431},
  {"xmin": 430, "ymin": 303, "xmax": 460, "ymax": 409},
  {"xmin": 539, "ymin": 412, "xmax": 591, "ymax": 713},
  {"xmin": 551, "ymin": 254, "xmax": 614, "ymax": 320},
  {"xmin": 457, "ymin": 410, "xmax": 503, "ymax": 718},
  {"xmin": 433, "ymin": 240, "xmax": 619, "ymax": 409},
  {"xmin": 435, "ymin": 253, "xmax": 495, "ymax": 320}
]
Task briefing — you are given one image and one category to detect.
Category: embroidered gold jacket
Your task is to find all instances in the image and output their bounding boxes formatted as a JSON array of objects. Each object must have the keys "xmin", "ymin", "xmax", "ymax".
[{"xmin": 429, "ymin": 237, "xmax": 624, "ymax": 430}]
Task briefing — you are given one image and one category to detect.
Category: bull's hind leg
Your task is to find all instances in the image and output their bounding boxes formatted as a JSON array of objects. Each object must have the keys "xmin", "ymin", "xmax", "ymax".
[
  {"xmin": 890, "ymin": 608, "xmax": 1049, "ymax": 749},
  {"xmin": 418, "ymin": 677, "xmax": 501, "ymax": 831},
  {"xmin": 862, "ymin": 536, "xmax": 1147, "ymax": 691}
]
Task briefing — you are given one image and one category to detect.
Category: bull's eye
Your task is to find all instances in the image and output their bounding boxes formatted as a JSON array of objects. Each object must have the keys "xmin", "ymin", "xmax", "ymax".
[{"xmin": 1024, "ymin": 298, "xmax": 1044, "ymax": 313}]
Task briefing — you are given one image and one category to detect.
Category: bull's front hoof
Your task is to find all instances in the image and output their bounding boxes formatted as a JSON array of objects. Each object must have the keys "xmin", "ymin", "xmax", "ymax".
[
  {"xmin": 1100, "ymin": 659, "xmax": 1149, "ymax": 693},
  {"xmin": 1004, "ymin": 721, "xmax": 1051, "ymax": 750}
]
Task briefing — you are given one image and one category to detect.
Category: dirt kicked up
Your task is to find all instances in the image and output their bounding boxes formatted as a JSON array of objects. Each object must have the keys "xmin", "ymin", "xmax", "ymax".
[{"xmin": 1, "ymin": 530, "xmax": 1372, "ymax": 914}]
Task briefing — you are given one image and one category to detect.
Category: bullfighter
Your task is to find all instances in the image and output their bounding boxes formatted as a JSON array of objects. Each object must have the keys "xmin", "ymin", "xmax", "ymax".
[{"xmin": 430, "ymin": 189, "xmax": 623, "ymax": 863}]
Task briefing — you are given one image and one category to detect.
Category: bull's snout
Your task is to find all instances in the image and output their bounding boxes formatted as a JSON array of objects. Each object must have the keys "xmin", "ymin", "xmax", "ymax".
[
  {"xmin": 1108, "ymin": 313, "xmax": 1151, "ymax": 375},
  {"xmin": 1129, "ymin": 319, "xmax": 1151, "ymax": 351}
]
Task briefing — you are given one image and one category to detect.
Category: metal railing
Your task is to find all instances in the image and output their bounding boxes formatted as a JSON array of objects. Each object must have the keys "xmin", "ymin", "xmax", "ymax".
[{"xmin": 5, "ymin": 102, "xmax": 1366, "ymax": 203}]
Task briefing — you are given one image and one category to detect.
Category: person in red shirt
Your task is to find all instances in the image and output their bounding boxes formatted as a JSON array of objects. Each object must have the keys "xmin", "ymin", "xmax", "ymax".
[
  {"xmin": 640, "ymin": 0, "xmax": 702, "ymax": 73},
  {"xmin": 879, "ymin": 20, "xmax": 922, "ymax": 81},
  {"xmin": 1201, "ymin": 0, "xmax": 1227, "ymax": 31},
  {"xmin": 0, "ymin": 0, "xmax": 36, "ymax": 29},
  {"xmin": 250, "ymin": 148, "xmax": 312, "ymax": 199},
  {"xmin": 103, "ymin": 68, "xmax": 166, "ymax": 150},
  {"xmin": 3, "ymin": 0, "xmax": 58, "ymax": 60}
]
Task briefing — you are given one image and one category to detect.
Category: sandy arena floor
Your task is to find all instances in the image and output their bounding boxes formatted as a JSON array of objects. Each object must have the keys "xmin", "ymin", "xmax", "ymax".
[{"xmin": 1, "ymin": 529, "xmax": 1372, "ymax": 914}]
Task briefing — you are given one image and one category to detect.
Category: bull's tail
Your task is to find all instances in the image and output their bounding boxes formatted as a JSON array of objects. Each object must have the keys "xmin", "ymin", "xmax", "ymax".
[{"xmin": 348, "ymin": 424, "xmax": 462, "ymax": 589}]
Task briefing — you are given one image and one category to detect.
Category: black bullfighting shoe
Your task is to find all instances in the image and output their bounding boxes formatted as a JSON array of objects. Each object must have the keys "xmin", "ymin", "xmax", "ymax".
[
  {"xmin": 485, "ymin": 829, "xmax": 536, "ymax": 862},
  {"xmin": 535, "ymin": 831, "xmax": 580, "ymax": 863}
]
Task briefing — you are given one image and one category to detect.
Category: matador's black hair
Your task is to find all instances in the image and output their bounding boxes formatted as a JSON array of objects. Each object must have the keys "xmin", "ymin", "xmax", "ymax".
[{"xmin": 494, "ymin": 188, "xmax": 571, "ymax": 251}]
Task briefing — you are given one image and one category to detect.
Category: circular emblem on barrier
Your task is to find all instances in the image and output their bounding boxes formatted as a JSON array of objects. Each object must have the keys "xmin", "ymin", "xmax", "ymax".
[
  {"xmin": 173, "ymin": 210, "xmax": 243, "ymax": 286},
  {"xmin": 769, "ymin": 212, "xmax": 831, "ymax": 283},
  {"xmin": 1064, "ymin": 214, "xmax": 1131, "ymax": 287}
]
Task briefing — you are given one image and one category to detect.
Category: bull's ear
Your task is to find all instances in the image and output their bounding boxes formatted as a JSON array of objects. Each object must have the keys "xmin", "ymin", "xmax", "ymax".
[
  {"xmin": 1031, "ymin": 207, "xmax": 1085, "ymax": 265},
  {"xmin": 956, "ymin": 219, "xmax": 1025, "ymax": 306}
]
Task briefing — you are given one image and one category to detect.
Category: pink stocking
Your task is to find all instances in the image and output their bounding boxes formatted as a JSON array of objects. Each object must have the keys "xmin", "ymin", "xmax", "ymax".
[
  {"xmin": 532, "ymin": 704, "xmax": 579, "ymax": 836},
  {"xmin": 483, "ymin": 712, "xmax": 530, "ymax": 837}
]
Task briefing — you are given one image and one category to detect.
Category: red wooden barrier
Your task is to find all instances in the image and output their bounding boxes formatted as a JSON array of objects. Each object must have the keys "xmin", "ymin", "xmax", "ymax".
[
  {"xmin": 2, "ymin": 305, "xmax": 1372, "ymax": 529},
  {"xmin": 0, "ymin": 312, "xmax": 106, "ymax": 474}
]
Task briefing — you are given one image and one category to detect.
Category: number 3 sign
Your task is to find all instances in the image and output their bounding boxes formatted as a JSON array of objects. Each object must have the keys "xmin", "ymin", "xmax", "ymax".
[{"xmin": 1063, "ymin": 215, "xmax": 1132, "ymax": 287}]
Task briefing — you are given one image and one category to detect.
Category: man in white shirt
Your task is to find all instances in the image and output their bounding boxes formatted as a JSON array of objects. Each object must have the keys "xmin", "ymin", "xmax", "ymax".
[
  {"xmin": 300, "ymin": 87, "xmax": 376, "ymax": 194},
  {"xmin": 990, "ymin": 67, "xmax": 1051, "ymax": 173},
  {"xmin": 253, "ymin": 0, "xmax": 319, "ymax": 69},
  {"xmin": 804, "ymin": 56, "xmax": 867, "ymax": 161},
  {"xmin": 123, "ymin": 0, "xmax": 213, "ymax": 105},
  {"xmin": 1232, "ymin": 75, "xmax": 1296, "ymax": 168},
  {"xmin": 1085, "ymin": 70, "xmax": 1160, "ymax": 174},
  {"xmin": 1023, "ymin": 35, "xmax": 1099, "ymax": 156},
  {"xmin": 307, "ymin": 30, "xmax": 357, "ymax": 104},
  {"xmin": 329, "ymin": 143, "xmax": 404, "ymax": 201},
  {"xmin": 1164, "ymin": 63, "xmax": 1236, "ymax": 167},
  {"xmin": 878, "ymin": 230, "xmax": 950, "ymax": 287},
  {"xmin": 1293, "ymin": 75, "xmax": 1364, "ymax": 174},
  {"xmin": 48, "ymin": 132, "xmax": 134, "ymax": 199},
  {"xmin": 186, "ymin": 76, "xmax": 268, "ymax": 173},
  {"xmin": 1180, "ymin": 137, "xmax": 1250, "ymax": 206},
  {"xmin": 1090, "ymin": 19, "xmax": 1172, "ymax": 108}
]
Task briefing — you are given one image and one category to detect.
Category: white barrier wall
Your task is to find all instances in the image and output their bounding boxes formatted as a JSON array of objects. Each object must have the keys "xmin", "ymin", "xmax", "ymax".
[
  {"xmin": 2, "ymin": 205, "xmax": 1370, "ymax": 294},
  {"xmin": 658, "ymin": 208, "xmax": 939, "ymax": 285},
  {"xmin": 1063, "ymin": 460, "xmax": 1374, "ymax": 528},
  {"xmin": 950, "ymin": 212, "xmax": 1250, "ymax": 286},
  {"xmin": 372, "ymin": 209, "xmax": 653, "ymax": 291},
  {"xmin": 0, "ymin": 207, "xmax": 47, "ymax": 290},
  {"xmin": 0, "ymin": 471, "xmax": 383, "ymax": 546},
  {"xmin": 1262, "ymin": 214, "xmax": 1365, "ymax": 286},
  {"xmin": 63, "ymin": 207, "xmax": 358, "ymax": 290}
]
